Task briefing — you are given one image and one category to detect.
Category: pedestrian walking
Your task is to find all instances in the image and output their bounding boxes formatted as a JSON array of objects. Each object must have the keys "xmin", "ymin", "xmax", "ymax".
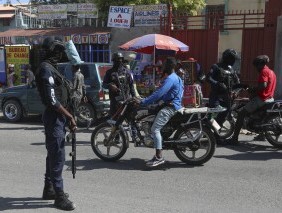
[
  {"xmin": 7, "ymin": 64, "xmax": 15, "ymax": 88},
  {"xmin": 25, "ymin": 64, "xmax": 35, "ymax": 85}
]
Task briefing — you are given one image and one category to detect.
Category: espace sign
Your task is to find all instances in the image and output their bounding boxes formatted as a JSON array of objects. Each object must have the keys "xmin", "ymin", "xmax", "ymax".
[{"xmin": 107, "ymin": 6, "xmax": 133, "ymax": 29}]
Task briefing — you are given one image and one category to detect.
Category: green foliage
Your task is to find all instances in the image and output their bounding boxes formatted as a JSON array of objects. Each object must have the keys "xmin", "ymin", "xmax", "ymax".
[
  {"xmin": 94, "ymin": 0, "xmax": 205, "ymax": 19},
  {"xmin": 30, "ymin": 0, "xmax": 205, "ymax": 17}
]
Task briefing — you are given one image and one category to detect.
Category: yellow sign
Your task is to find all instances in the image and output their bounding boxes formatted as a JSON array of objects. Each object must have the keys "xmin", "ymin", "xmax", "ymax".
[{"xmin": 5, "ymin": 45, "xmax": 30, "ymax": 86}]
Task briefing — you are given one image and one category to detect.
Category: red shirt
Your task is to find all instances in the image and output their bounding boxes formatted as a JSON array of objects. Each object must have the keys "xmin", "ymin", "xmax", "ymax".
[{"xmin": 257, "ymin": 65, "xmax": 276, "ymax": 101}]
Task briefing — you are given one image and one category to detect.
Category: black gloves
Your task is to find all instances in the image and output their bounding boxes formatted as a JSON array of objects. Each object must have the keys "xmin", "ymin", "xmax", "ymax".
[{"xmin": 217, "ymin": 82, "xmax": 227, "ymax": 91}]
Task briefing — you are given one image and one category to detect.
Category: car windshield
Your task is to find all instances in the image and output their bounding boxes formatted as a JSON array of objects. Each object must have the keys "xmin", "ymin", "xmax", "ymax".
[
  {"xmin": 80, "ymin": 64, "xmax": 90, "ymax": 79},
  {"xmin": 97, "ymin": 65, "xmax": 112, "ymax": 79}
]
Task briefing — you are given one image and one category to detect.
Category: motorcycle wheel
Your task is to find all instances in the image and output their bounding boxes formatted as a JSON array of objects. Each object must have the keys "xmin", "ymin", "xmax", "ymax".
[
  {"xmin": 217, "ymin": 115, "xmax": 235, "ymax": 139},
  {"xmin": 264, "ymin": 115, "xmax": 282, "ymax": 148},
  {"xmin": 173, "ymin": 124, "xmax": 216, "ymax": 165},
  {"xmin": 91, "ymin": 122, "xmax": 128, "ymax": 161}
]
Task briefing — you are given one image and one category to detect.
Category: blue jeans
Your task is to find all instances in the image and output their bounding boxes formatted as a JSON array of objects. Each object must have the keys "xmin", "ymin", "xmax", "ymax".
[{"xmin": 151, "ymin": 106, "xmax": 177, "ymax": 149}]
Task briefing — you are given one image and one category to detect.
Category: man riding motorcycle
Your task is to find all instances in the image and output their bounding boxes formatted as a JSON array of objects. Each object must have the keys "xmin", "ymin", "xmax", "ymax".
[
  {"xmin": 207, "ymin": 49, "xmax": 242, "ymax": 128},
  {"xmin": 137, "ymin": 57, "xmax": 184, "ymax": 167},
  {"xmin": 227, "ymin": 55, "xmax": 277, "ymax": 145}
]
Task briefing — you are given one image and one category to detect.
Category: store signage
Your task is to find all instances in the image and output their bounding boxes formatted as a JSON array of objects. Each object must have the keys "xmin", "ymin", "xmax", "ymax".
[
  {"xmin": 78, "ymin": 3, "xmax": 98, "ymax": 18},
  {"xmin": 5, "ymin": 45, "xmax": 30, "ymax": 85},
  {"xmin": 107, "ymin": 6, "xmax": 133, "ymax": 28},
  {"xmin": 134, "ymin": 4, "xmax": 167, "ymax": 26},
  {"xmin": 38, "ymin": 4, "xmax": 68, "ymax": 20}
]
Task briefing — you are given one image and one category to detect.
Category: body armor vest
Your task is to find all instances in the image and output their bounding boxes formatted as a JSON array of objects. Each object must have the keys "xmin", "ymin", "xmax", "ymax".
[
  {"xmin": 37, "ymin": 62, "xmax": 73, "ymax": 108},
  {"xmin": 110, "ymin": 65, "xmax": 132, "ymax": 100}
]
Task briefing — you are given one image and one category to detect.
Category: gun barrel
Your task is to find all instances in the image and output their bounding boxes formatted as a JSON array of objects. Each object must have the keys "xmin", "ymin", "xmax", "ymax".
[{"xmin": 70, "ymin": 132, "xmax": 76, "ymax": 179}]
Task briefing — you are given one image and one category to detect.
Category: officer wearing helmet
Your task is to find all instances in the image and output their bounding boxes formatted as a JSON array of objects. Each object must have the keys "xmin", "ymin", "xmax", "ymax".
[
  {"xmin": 103, "ymin": 52, "xmax": 138, "ymax": 142},
  {"xmin": 207, "ymin": 48, "xmax": 242, "ymax": 128},
  {"xmin": 103, "ymin": 52, "xmax": 136, "ymax": 114},
  {"xmin": 227, "ymin": 55, "xmax": 276, "ymax": 145},
  {"xmin": 35, "ymin": 37, "xmax": 76, "ymax": 211}
]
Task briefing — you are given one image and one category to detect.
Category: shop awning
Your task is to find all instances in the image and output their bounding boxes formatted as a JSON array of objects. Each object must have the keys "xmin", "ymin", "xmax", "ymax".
[
  {"xmin": 0, "ymin": 14, "xmax": 15, "ymax": 18},
  {"xmin": 0, "ymin": 27, "xmax": 110, "ymax": 37}
]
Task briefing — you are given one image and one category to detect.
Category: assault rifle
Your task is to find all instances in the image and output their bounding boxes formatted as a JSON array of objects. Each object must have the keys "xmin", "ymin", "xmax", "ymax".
[
  {"xmin": 114, "ymin": 64, "xmax": 129, "ymax": 101},
  {"xmin": 69, "ymin": 129, "xmax": 76, "ymax": 179},
  {"xmin": 67, "ymin": 99, "xmax": 77, "ymax": 179}
]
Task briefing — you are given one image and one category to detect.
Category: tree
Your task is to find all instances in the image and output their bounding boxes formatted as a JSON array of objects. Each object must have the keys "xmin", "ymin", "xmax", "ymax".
[
  {"xmin": 94, "ymin": 0, "xmax": 205, "ymax": 20},
  {"xmin": 30, "ymin": 0, "xmax": 206, "ymax": 18}
]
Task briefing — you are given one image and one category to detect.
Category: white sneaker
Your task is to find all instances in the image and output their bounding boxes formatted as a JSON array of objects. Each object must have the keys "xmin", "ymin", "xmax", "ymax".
[{"xmin": 146, "ymin": 155, "xmax": 165, "ymax": 167}]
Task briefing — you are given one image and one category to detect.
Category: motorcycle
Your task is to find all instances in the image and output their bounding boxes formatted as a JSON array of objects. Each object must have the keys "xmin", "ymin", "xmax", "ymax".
[
  {"xmin": 206, "ymin": 87, "xmax": 246, "ymax": 140},
  {"xmin": 231, "ymin": 97, "xmax": 282, "ymax": 148},
  {"xmin": 90, "ymin": 98, "xmax": 226, "ymax": 165},
  {"xmin": 207, "ymin": 64, "xmax": 253, "ymax": 140}
]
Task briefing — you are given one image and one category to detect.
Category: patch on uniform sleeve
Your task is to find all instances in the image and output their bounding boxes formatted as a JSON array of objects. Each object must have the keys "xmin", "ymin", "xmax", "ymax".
[
  {"xmin": 48, "ymin": 76, "xmax": 54, "ymax": 85},
  {"xmin": 51, "ymin": 88, "xmax": 56, "ymax": 105}
]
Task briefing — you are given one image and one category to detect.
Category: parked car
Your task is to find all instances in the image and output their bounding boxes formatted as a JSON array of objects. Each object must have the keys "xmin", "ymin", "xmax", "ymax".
[{"xmin": 0, "ymin": 62, "xmax": 112, "ymax": 126}]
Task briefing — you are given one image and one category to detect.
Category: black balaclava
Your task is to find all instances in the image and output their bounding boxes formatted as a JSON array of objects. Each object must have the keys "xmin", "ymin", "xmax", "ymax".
[{"xmin": 42, "ymin": 37, "xmax": 66, "ymax": 65}]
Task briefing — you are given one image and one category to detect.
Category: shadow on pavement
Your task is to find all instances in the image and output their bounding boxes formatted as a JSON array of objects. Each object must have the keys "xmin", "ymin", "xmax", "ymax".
[
  {"xmin": 65, "ymin": 158, "xmax": 201, "ymax": 172},
  {"xmin": 0, "ymin": 114, "xmax": 43, "ymax": 126},
  {"xmin": 0, "ymin": 127, "xmax": 44, "ymax": 131},
  {"xmin": 0, "ymin": 196, "xmax": 53, "ymax": 211},
  {"xmin": 214, "ymin": 140, "xmax": 282, "ymax": 161},
  {"xmin": 31, "ymin": 140, "xmax": 91, "ymax": 146}
]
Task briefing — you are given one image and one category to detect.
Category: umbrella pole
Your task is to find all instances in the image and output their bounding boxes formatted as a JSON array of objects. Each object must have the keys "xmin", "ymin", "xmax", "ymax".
[
  {"xmin": 153, "ymin": 46, "xmax": 156, "ymax": 88},
  {"xmin": 153, "ymin": 45, "xmax": 156, "ymax": 65}
]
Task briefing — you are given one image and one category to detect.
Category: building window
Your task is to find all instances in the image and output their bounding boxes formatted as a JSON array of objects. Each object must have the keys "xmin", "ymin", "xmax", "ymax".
[
  {"xmin": 3, "ymin": 18, "xmax": 11, "ymax": 26},
  {"xmin": 77, "ymin": 44, "xmax": 110, "ymax": 63},
  {"xmin": 206, "ymin": 4, "xmax": 225, "ymax": 31}
]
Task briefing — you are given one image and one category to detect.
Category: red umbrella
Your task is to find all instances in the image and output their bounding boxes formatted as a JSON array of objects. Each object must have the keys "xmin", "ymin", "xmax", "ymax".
[{"xmin": 119, "ymin": 34, "xmax": 189, "ymax": 54}]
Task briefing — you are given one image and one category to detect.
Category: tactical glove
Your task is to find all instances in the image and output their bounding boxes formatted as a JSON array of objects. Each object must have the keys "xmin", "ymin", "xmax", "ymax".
[{"xmin": 217, "ymin": 82, "xmax": 227, "ymax": 91}]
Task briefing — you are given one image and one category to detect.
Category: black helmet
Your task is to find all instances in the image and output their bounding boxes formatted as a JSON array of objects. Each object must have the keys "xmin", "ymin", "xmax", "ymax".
[
  {"xmin": 112, "ymin": 52, "xmax": 124, "ymax": 62},
  {"xmin": 253, "ymin": 55, "xmax": 269, "ymax": 67},
  {"xmin": 42, "ymin": 36, "xmax": 65, "ymax": 53},
  {"xmin": 222, "ymin": 48, "xmax": 239, "ymax": 66}
]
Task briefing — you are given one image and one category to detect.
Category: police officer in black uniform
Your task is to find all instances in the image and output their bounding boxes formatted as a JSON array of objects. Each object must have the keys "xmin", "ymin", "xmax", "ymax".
[
  {"xmin": 207, "ymin": 48, "xmax": 241, "ymax": 127},
  {"xmin": 103, "ymin": 52, "xmax": 138, "ymax": 141},
  {"xmin": 35, "ymin": 37, "xmax": 76, "ymax": 211},
  {"xmin": 103, "ymin": 52, "xmax": 136, "ymax": 114}
]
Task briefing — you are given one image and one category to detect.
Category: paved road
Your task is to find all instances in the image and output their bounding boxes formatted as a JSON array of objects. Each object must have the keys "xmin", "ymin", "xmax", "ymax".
[{"xmin": 1, "ymin": 114, "xmax": 282, "ymax": 213}]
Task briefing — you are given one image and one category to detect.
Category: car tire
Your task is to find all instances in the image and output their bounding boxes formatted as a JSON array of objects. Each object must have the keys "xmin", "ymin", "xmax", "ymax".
[
  {"xmin": 76, "ymin": 102, "xmax": 96, "ymax": 127},
  {"xmin": 3, "ymin": 99, "xmax": 23, "ymax": 122}
]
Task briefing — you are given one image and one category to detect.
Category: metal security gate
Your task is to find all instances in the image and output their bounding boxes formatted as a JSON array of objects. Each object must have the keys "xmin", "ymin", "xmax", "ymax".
[
  {"xmin": 160, "ymin": 0, "xmax": 282, "ymax": 96},
  {"xmin": 169, "ymin": 29, "xmax": 219, "ymax": 96},
  {"xmin": 241, "ymin": 28, "xmax": 265, "ymax": 87}
]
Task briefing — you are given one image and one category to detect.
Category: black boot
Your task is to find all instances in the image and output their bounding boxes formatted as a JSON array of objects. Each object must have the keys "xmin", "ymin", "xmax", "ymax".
[
  {"xmin": 54, "ymin": 191, "xmax": 76, "ymax": 211},
  {"xmin": 225, "ymin": 108, "xmax": 247, "ymax": 146},
  {"xmin": 42, "ymin": 183, "xmax": 69, "ymax": 200},
  {"xmin": 42, "ymin": 183, "xmax": 56, "ymax": 200}
]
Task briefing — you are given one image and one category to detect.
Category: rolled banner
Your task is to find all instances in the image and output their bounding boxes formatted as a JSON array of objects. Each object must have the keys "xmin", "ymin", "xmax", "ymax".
[{"xmin": 65, "ymin": 40, "xmax": 84, "ymax": 65}]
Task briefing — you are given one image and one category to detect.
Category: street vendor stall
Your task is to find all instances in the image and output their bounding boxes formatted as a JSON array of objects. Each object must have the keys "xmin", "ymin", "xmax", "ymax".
[{"xmin": 119, "ymin": 33, "xmax": 189, "ymax": 97}]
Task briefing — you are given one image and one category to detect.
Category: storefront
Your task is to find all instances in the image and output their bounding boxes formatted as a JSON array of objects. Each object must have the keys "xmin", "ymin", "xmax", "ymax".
[
  {"xmin": 0, "ymin": 27, "xmax": 110, "ymax": 64},
  {"xmin": 0, "ymin": 27, "xmax": 111, "ymax": 86}
]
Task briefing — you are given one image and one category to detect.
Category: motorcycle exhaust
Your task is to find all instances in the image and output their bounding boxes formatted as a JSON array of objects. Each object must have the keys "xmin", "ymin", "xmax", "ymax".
[
  {"xmin": 253, "ymin": 123, "xmax": 281, "ymax": 132},
  {"xmin": 164, "ymin": 131, "xmax": 203, "ymax": 144}
]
